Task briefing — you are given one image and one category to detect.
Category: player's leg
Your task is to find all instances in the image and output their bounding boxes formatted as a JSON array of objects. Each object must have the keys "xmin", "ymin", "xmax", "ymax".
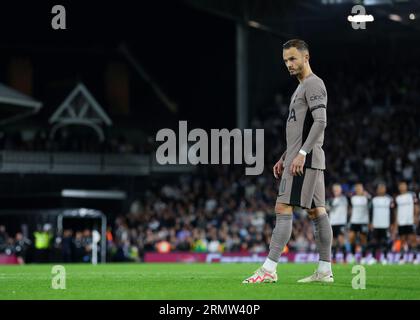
[
  {"xmin": 359, "ymin": 229, "xmax": 368, "ymax": 264},
  {"xmin": 265, "ymin": 202, "xmax": 294, "ymax": 267},
  {"xmin": 378, "ymin": 229, "xmax": 390, "ymax": 263},
  {"xmin": 370, "ymin": 229, "xmax": 380, "ymax": 262},
  {"xmin": 266, "ymin": 168, "xmax": 301, "ymax": 268},
  {"xmin": 399, "ymin": 231, "xmax": 408, "ymax": 264},
  {"xmin": 309, "ymin": 207, "xmax": 333, "ymax": 268},
  {"xmin": 381, "ymin": 230, "xmax": 391, "ymax": 264},
  {"xmin": 242, "ymin": 202, "xmax": 292, "ymax": 283},
  {"xmin": 408, "ymin": 229, "xmax": 418, "ymax": 264},
  {"xmin": 297, "ymin": 206, "xmax": 333, "ymax": 283},
  {"xmin": 349, "ymin": 229, "xmax": 356, "ymax": 255},
  {"xmin": 348, "ymin": 228, "xmax": 357, "ymax": 263},
  {"xmin": 297, "ymin": 169, "xmax": 333, "ymax": 283},
  {"xmin": 338, "ymin": 232, "xmax": 346, "ymax": 258},
  {"xmin": 243, "ymin": 169, "xmax": 295, "ymax": 284},
  {"xmin": 331, "ymin": 226, "xmax": 344, "ymax": 262},
  {"xmin": 331, "ymin": 226, "xmax": 338, "ymax": 261}
]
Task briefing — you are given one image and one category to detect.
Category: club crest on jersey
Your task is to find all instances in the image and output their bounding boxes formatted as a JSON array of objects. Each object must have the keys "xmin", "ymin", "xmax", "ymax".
[{"xmin": 288, "ymin": 108, "xmax": 296, "ymax": 122}]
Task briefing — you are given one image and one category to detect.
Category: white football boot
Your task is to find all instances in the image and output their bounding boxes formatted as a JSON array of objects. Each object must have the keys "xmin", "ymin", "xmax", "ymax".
[
  {"xmin": 297, "ymin": 270, "xmax": 334, "ymax": 283},
  {"xmin": 242, "ymin": 267, "xmax": 277, "ymax": 284}
]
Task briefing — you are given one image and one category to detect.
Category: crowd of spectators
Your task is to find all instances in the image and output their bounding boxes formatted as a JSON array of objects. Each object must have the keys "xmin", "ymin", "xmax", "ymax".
[
  {"xmin": 107, "ymin": 169, "xmax": 419, "ymax": 262},
  {"xmin": 0, "ymin": 225, "xmax": 32, "ymax": 264},
  {"xmin": 0, "ymin": 224, "xmax": 95, "ymax": 264},
  {"xmin": 106, "ymin": 66, "xmax": 420, "ymax": 261},
  {"xmin": 1, "ymin": 64, "xmax": 420, "ymax": 263},
  {"xmin": 257, "ymin": 65, "xmax": 420, "ymax": 194}
]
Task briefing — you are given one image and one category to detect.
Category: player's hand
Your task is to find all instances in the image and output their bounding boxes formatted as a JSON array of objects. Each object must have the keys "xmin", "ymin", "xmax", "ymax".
[
  {"xmin": 290, "ymin": 154, "xmax": 305, "ymax": 176},
  {"xmin": 273, "ymin": 158, "xmax": 285, "ymax": 179}
]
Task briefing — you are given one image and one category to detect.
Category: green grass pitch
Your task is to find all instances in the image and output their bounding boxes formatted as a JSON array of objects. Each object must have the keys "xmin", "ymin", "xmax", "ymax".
[{"xmin": 1, "ymin": 263, "xmax": 420, "ymax": 300}]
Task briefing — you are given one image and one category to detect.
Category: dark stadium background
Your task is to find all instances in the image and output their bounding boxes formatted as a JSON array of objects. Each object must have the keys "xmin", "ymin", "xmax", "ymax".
[{"xmin": 0, "ymin": 0, "xmax": 419, "ymax": 265}]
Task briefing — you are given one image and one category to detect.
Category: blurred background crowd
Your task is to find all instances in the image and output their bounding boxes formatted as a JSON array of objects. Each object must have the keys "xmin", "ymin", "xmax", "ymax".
[{"xmin": 1, "ymin": 0, "xmax": 420, "ymax": 265}]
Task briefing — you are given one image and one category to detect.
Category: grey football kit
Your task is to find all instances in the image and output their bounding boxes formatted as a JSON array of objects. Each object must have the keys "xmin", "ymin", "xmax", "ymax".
[{"xmin": 277, "ymin": 73, "xmax": 327, "ymax": 209}]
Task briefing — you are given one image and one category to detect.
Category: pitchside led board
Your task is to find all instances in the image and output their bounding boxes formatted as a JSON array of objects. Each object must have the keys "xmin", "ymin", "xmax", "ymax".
[{"xmin": 0, "ymin": 0, "xmax": 419, "ymax": 315}]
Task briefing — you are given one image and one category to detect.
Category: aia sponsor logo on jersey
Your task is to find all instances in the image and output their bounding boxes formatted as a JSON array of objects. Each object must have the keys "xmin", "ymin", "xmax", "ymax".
[{"xmin": 288, "ymin": 108, "xmax": 296, "ymax": 122}]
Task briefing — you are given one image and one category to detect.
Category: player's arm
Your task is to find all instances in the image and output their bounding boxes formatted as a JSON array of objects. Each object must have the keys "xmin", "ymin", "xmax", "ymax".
[
  {"xmin": 391, "ymin": 197, "xmax": 397, "ymax": 238},
  {"xmin": 347, "ymin": 196, "xmax": 352, "ymax": 221},
  {"xmin": 301, "ymin": 80, "xmax": 327, "ymax": 155},
  {"xmin": 413, "ymin": 193, "xmax": 419, "ymax": 225},
  {"xmin": 390, "ymin": 197, "xmax": 395, "ymax": 233},
  {"xmin": 368, "ymin": 198, "xmax": 373, "ymax": 230},
  {"xmin": 344, "ymin": 196, "xmax": 349, "ymax": 224},
  {"xmin": 273, "ymin": 151, "xmax": 287, "ymax": 179},
  {"xmin": 290, "ymin": 80, "xmax": 327, "ymax": 176},
  {"xmin": 280, "ymin": 150, "xmax": 286, "ymax": 161}
]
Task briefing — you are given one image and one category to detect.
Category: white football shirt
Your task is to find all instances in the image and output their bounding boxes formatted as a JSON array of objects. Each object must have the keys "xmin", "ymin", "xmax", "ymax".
[
  {"xmin": 372, "ymin": 195, "xmax": 393, "ymax": 229},
  {"xmin": 328, "ymin": 195, "xmax": 348, "ymax": 226},
  {"xmin": 350, "ymin": 195, "xmax": 369, "ymax": 224},
  {"xmin": 395, "ymin": 192, "xmax": 417, "ymax": 226}
]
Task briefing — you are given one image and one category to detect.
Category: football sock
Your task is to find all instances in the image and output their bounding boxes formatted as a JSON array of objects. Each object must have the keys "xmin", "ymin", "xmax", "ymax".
[
  {"xmin": 262, "ymin": 257, "xmax": 278, "ymax": 273},
  {"xmin": 409, "ymin": 247, "xmax": 417, "ymax": 260},
  {"xmin": 361, "ymin": 245, "xmax": 367, "ymax": 258},
  {"xmin": 318, "ymin": 260, "xmax": 332, "ymax": 273},
  {"xmin": 266, "ymin": 213, "xmax": 293, "ymax": 270},
  {"xmin": 313, "ymin": 213, "xmax": 332, "ymax": 262},
  {"xmin": 381, "ymin": 241, "xmax": 388, "ymax": 259}
]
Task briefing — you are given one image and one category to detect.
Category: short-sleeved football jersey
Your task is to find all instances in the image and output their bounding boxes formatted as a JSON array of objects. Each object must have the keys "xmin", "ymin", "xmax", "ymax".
[{"xmin": 395, "ymin": 192, "xmax": 417, "ymax": 226}]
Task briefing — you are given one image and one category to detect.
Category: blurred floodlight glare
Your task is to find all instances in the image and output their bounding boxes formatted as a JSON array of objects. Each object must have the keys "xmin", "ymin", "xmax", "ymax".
[
  {"xmin": 364, "ymin": 0, "xmax": 393, "ymax": 5},
  {"xmin": 248, "ymin": 20, "xmax": 261, "ymax": 28},
  {"xmin": 389, "ymin": 14, "xmax": 402, "ymax": 22},
  {"xmin": 347, "ymin": 15, "xmax": 375, "ymax": 23}
]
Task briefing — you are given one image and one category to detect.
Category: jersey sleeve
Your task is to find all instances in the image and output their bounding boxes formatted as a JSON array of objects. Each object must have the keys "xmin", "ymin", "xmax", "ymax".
[
  {"xmin": 280, "ymin": 150, "xmax": 287, "ymax": 161},
  {"xmin": 301, "ymin": 79, "xmax": 328, "ymax": 154},
  {"xmin": 304, "ymin": 78, "xmax": 327, "ymax": 112}
]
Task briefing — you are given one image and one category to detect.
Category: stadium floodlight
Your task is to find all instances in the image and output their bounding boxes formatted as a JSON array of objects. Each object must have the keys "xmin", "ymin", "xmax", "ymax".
[
  {"xmin": 347, "ymin": 14, "xmax": 375, "ymax": 23},
  {"xmin": 61, "ymin": 189, "xmax": 126, "ymax": 200},
  {"xmin": 248, "ymin": 20, "xmax": 261, "ymax": 28},
  {"xmin": 389, "ymin": 14, "xmax": 402, "ymax": 22},
  {"xmin": 363, "ymin": 0, "xmax": 393, "ymax": 5}
]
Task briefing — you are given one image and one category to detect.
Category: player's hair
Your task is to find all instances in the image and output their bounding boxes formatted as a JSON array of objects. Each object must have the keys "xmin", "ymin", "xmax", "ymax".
[{"xmin": 283, "ymin": 39, "xmax": 309, "ymax": 52}]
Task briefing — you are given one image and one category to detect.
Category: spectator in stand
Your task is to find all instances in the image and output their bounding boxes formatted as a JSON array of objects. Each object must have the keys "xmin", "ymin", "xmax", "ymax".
[
  {"xmin": 0, "ymin": 225, "xmax": 8, "ymax": 253},
  {"xmin": 14, "ymin": 232, "xmax": 31, "ymax": 264}
]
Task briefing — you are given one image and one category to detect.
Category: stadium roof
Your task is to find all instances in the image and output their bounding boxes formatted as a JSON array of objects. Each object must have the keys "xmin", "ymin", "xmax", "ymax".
[
  {"xmin": 0, "ymin": 83, "xmax": 43, "ymax": 126},
  {"xmin": 49, "ymin": 83, "xmax": 112, "ymax": 141}
]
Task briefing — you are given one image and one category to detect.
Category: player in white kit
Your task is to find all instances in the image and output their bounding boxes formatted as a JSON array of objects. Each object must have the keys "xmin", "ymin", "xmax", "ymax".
[
  {"xmin": 370, "ymin": 183, "xmax": 394, "ymax": 264},
  {"xmin": 326, "ymin": 183, "xmax": 348, "ymax": 261},
  {"xmin": 395, "ymin": 181, "xmax": 419, "ymax": 264},
  {"xmin": 349, "ymin": 183, "xmax": 370, "ymax": 264}
]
